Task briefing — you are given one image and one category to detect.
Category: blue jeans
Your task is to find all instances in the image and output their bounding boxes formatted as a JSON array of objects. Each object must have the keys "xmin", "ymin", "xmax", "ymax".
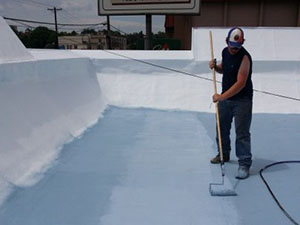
[{"xmin": 216, "ymin": 99, "xmax": 253, "ymax": 168}]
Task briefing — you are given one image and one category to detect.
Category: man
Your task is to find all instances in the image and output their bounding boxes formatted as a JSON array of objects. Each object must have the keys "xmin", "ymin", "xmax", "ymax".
[{"xmin": 209, "ymin": 27, "xmax": 253, "ymax": 179}]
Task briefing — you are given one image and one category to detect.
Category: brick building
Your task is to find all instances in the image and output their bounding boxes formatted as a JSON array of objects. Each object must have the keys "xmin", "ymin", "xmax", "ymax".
[
  {"xmin": 58, "ymin": 33, "xmax": 127, "ymax": 50},
  {"xmin": 167, "ymin": 0, "xmax": 300, "ymax": 49}
]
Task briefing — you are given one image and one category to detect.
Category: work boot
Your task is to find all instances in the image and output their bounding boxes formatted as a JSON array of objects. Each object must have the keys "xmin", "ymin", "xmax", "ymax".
[
  {"xmin": 235, "ymin": 166, "xmax": 250, "ymax": 179},
  {"xmin": 210, "ymin": 154, "xmax": 230, "ymax": 164}
]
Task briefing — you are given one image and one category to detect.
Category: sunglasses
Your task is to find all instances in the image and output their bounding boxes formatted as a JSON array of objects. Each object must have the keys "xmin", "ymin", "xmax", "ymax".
[{"xmin": 230, "ymin": 46, "xmax": 241, "ymax": 51}]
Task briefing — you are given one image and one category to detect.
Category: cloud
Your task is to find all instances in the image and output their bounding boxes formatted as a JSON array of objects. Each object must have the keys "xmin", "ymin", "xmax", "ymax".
[
  {"xmin": 0, "ymin": 0, "xmax": 164, "ymax": 33},
  {"xmin": 112, "ymin": 19, "xmax": 145, "ymax": 32},
  {"xmin": 60, "ymin": 0, "xmax": 92, "ymax": 10},
  {"xmin": 110, "ymin": 15, "xmax": 164, "ymax": 33}
]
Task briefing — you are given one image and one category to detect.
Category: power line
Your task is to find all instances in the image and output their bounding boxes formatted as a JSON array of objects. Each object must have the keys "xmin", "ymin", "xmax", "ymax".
[
  {"xmin": 4, "ymin": 17, "xmax": 127, "ymax": 35},
  {"xmin": 10, "ymin": 20, "xmax": 35, "ymax": 29},
  {"xmin": 4, "ymin": 17, "xmax": 106, "ymax": 27},
  {"xmin": 109, "ymin": 24, "xmax": 127, "ymax": 35},
  {"xmin": 7, "ymin": 20, "xmax": 107, "ymax": 35},
  {"xmin": 5, "ymin": 17, "xmax": 123, "ymax": 37}
]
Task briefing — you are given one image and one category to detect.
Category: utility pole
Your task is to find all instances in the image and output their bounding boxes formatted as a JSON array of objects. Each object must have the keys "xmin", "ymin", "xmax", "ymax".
[
  {"xmin": 48, "ymin": 7, "xmax": 62, "ymax": 49},
  {"xmin": 144, "ymin": 14, "xmax": 152, "ymax": 50},
  {"xmin": 106, "ymin": 16, "xmax": 112, "ymax": 49}
]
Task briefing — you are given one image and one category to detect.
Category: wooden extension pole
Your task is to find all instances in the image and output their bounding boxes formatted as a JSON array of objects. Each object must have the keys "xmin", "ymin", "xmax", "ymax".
[{"xmin": 209, "ymin": 31, "xmax": 224, "ymax": 164}]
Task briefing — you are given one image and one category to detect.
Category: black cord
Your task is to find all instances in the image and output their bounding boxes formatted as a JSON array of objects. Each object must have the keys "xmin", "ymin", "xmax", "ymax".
[
  {"xmin": 108, "ymin": 49, "xmax": 300, "ymax": 223},
  {"xmin": 259, "ymin": 161, "xmax": 300, "ymax": 225},
  {"xmin": 104, "ymin": 50, "xmax": 214, "ymax": 82},
  {"xmin": 104, "ymin": 50, "xmax": 300, "ymax": 102}
]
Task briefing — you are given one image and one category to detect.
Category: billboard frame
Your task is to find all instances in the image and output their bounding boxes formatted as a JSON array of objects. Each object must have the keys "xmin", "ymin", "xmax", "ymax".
[{"xmin": 98, "ymin": 0, "xmax": 201, "ymax": 15}]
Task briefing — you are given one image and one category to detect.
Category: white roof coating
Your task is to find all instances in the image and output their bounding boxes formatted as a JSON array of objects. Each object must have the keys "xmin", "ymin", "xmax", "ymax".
[
  {"xmin": 0, "ymin": 17, "xmax": 33, "ymax": 63},
  {"xmin": 0, "ymin": 17, "xmax": 299, "ymax": 225}
]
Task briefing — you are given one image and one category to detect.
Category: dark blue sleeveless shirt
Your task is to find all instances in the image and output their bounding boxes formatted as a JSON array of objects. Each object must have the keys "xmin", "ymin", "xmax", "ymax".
[{"xmin": 222, "ymin": 47, "xmax": 253, "ymax": 100}]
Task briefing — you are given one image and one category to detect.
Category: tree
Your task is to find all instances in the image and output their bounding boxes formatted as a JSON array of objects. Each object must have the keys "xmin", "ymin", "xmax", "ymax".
[
  {"xmin": 10, "ymin": 25, "xmax": 18, "ymax": 35},
  {"xmin": 71, "ymin": 31, "xmax": 77, "ymax": 36},
  {"xmin": 81, "ymin": 29, "xmax": 97, "ymax": 35},
  {"xmin": 18, "ymin": 30, "xmax": 31, "ymax": 47},
  {"xmin": 127, "ymin": 31, "xmax": 144, "ymax": 49},
  {"xmin": 154, "ymin": 31, "xmax": 166, "ymax": 39},
  {"xmin": 26, "ymin": 26, "xmax": 56, "ymax": 48}
]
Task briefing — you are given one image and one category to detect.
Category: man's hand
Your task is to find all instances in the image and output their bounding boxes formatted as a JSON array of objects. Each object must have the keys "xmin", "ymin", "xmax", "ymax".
[
  {"xmin": 212, "ymin": 94, "xmax": 223, "ymax": 103},
  {"xmin": 209, "ymin": 59, "xmax": 223, "ymax": 74},
  {"xmin": 209, "ymin": 59, "xmax": 217, "ymax": 69}
]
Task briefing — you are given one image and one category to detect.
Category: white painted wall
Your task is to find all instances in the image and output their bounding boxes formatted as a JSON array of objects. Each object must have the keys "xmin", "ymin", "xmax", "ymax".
[{"xmin": 192, "ymin": 27, "xmax": 300, "ymax": 61}]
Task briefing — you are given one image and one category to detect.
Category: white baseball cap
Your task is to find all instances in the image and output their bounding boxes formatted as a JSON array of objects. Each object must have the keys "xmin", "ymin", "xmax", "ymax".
[{"xmin": 227, "ymin": 27, "xmax": 244, "ymax": 48}]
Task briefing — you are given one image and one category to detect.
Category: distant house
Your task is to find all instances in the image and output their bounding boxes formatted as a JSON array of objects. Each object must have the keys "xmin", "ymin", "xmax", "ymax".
[
  {"xmin": 58, "ymin": 33, "xmax": 127, "ymax": 50},
  {"xmin": 167, "ymin": 0, "xmax": 300, "ymax": 49}
]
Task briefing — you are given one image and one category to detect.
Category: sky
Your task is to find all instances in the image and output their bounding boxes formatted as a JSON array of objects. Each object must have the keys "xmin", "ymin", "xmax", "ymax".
[{"xmin": 0, "ymin": 0, "xmax": 165, "ymax": 34}]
